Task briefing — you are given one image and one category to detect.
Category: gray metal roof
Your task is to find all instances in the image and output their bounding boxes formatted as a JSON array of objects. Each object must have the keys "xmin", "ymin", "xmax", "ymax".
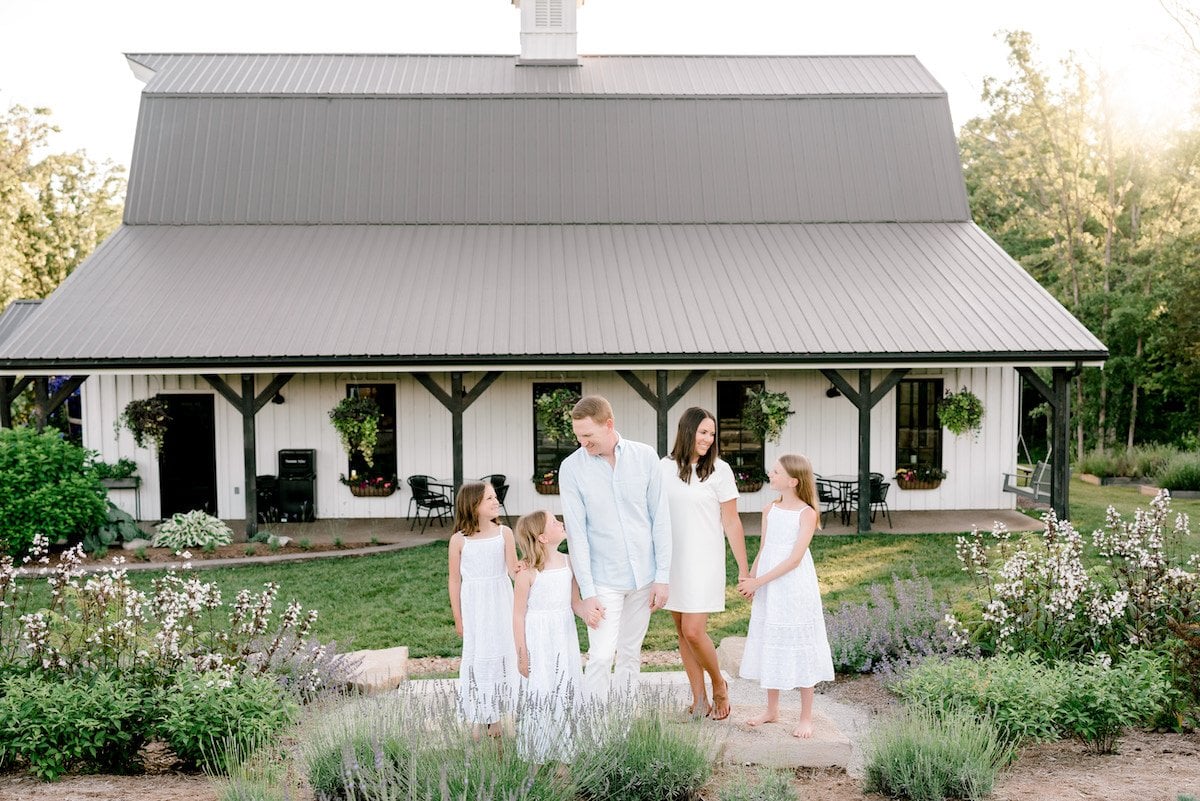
[
  {"xmin": 0, "ymin": 300, "xmax": 43, "ymax": 350},
  {"xmin": 126, "ymin": 54, "xmax": 947, "ymax": 97},
  {"xmin": 124, "ymin": 95, "xmax": 969, "ymax": 224},
  {"xmin": 0, "ymin": 223, "xmax": 1106, "ymax": 371}
]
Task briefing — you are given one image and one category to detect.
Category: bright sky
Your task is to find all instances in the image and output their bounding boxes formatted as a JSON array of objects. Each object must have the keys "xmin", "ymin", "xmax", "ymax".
[{"xmin": 0, "ymin": 0, "xmax": 1193, "ymax": 168}]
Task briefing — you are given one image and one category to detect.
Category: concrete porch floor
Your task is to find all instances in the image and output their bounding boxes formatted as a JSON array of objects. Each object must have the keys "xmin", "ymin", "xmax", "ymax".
[{"xmin": 226, "ymin": 508, "xmax": 1040, "ymax": 544}]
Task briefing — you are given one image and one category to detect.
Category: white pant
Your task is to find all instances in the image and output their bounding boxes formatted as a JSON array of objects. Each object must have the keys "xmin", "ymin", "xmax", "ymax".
[{"xmin": 583, "ymin": 583, "xmax": 654, "ymax": 701}]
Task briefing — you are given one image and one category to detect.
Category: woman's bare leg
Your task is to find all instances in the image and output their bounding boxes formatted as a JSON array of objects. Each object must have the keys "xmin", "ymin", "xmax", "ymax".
[
  {"xmin": 673, "ymin": 611, "xmax": 709, "ymax": 715},
  {"xmin": 678, "ymin": 612, "xmax": 730, "ymax": 720}
]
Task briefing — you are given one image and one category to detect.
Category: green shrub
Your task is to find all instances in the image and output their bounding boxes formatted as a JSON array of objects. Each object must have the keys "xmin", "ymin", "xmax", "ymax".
[
  {"xmin": 152, "ymin": 510, "xmax": 234, "ymax": 550},
  {"xmin": 1130, "ymin": 444, "xmax": 1179, "ymax": 479},
  {"xmin": 0, "ymin": 670, "xmax": 150, "ymax": 780},
  {"xmin": 1057, "ymin": 650, "xmax": 1171, "ymax": 753},
  {"xmin": 719, "ymin": 768, "xmax": 797, "ymax": 801},
  {"xmin": 91, "ymin": 457, "xmax": 139, "ymax": 480},
  {"xmin": 1077, "ymin": 445, "xmax": 1179, "ymax": 479},
  {"xmin": 573, "ymin": 710, "xmax": 712, "ymax": 801},
  {"xmin": 864, "ymin": 706, "xmax": 1010, "ymax": 801},
  {"xmin": 1078, "ymin": 447, "xmax": 1120, "ymax": 477},
  {"xmin": 1157, "ymin": 452, "xmax": 1200, "ymax": 492},
  {"xmin": 0, "ymin": 427, "xmax": 107, "ymax": 557},
  {"xmin": 897, "ymin": 653, "xmax": 1063, "ymax": 744},
  {"xmin": 155, "ymin": 671, "xmax": 298, "ymax": 773},
  {"xmin": 897, "ymin": 650, "xmax": 1172, "ymax": 752}
]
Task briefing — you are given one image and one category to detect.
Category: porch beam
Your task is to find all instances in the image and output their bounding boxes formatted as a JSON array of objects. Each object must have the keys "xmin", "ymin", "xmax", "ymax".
[
  {"xmin": 252, "ymin": 373, "xmax": 295, "ymax": 415},
  {"xmin": 201, "ymin": 373, "xmax": 265, "ymax": 539},
  {"xmin": 414, "ymin": 371, "xmax": 503, "ymax": 490},
  {"xmin": 824, "ymin": 368, "xmax": 908, "ymax": 533},
  {"xmin": 32, "ymin": 377, "xmax": 49, "ymax": 432},
  {"xmin": 1015, "ymin": 367, "xmax": 1057, "ymax": 411},
  {"xmin": 617, "ymin": 369, "xmax": 709, "ymax": 455},
  {"xmin": 200, "ymin": 374, "xmax": 243, "ymax": 410},
  {"xmin": 0, "ymin": 376, "xmax": 13, "ymax": 428},
  {"xmin": 1051, "ymin": 367, "xmax": 1072, "ymax": 521},
  {"xmin": 46, "ymin": 376, "xmax": 88, "ymax": 417}
]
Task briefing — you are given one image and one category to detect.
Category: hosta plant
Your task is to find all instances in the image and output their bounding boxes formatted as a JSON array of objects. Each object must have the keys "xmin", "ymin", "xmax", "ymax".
[{"xmin": 152, "ymin": 510, "xmax": 234, "ymax": 550}]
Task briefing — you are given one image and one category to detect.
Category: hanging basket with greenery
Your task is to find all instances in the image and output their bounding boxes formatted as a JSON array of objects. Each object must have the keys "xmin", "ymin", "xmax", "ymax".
[
  {"xmin": 939, "ymin": 387, "xmax": 985, "ymax": 437},
  {"xmin": 114, "ymin": 398, "xmax": 171, "ymax": 451},
  {"xmin": 741, "ymin": 386, "xmax": 794, "ymax": 445},
  {"xmin": 535, "ymin": 388, "xmax": 582, "ymax": 444},
  {"xmin": 328, "ymin": 396, "xmax": 382, "ymax": 467}
]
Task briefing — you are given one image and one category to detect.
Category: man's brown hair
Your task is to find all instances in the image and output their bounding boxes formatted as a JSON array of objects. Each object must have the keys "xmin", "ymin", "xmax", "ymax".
[{"xmin": 570, "ymin": 395, "xmax": 614, "ymax": 424}]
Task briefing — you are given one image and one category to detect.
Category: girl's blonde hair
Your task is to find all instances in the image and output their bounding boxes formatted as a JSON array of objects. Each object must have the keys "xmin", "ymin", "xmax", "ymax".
[
  {"xmin": 778, "ymin": 453, "xmax": 822, "ymax": 531},
  {"xmin": 514, "ymin": 510, "xmax": 550, "ymax": 571},
  {"xmin": 453, "ymin": 481, "xmax": 494, "ymax": 535}
]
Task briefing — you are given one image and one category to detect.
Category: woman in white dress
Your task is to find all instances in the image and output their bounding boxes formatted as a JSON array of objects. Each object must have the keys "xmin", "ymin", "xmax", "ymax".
[{"xmin": 660, "ymin": 406, "xmax": 750, "ymax": 720}]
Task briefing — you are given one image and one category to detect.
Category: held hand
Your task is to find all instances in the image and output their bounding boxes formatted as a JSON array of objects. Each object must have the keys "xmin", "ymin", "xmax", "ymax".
[
  {"xmin": 517, "ymin": 649, "xmax": 530, "ymax": 678},
  {"xmin": 649, "ymin": 582, "xmax": 670, "ymax": 612},
  {"xmin": 513, "ymin": 561, "xmax": 526, "ymax": 574},
  {"xmin": 581, "ymin": 596, "xmax": 606, "ymax": 629},
  {"xmin": 736, "ymin": 576, "xmax": 760, "ymax": 598}
]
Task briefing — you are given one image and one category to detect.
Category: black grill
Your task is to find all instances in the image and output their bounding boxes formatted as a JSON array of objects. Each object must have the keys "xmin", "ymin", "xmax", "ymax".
[{"xmin": 277, "ymin": 449, "xmax": 316, "ymax": 522}]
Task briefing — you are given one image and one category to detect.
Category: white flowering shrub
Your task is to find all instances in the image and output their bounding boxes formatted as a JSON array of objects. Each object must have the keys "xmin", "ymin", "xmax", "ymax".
[
  {"xmin": 152, "ymin": 510, "xmax": 234, "ymax": 550},
  {"xmin": 948, "ymin": 490, "xmax": 1199, "ymax": 663}
]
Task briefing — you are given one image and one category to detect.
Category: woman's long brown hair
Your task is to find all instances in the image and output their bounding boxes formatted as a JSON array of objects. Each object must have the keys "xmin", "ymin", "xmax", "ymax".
[
  {"xmin": 669, "ymin": 406, "xmax": 718, "ymax": 484},
  {"xmin": 777, "ymin": 453, "xmax": 822, "ymax": 530}
]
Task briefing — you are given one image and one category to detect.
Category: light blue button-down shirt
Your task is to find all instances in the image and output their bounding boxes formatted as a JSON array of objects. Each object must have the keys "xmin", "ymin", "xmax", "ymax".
[{"xmin": 559, "ymin": 434, "xmax": 672, "ymax": 600}]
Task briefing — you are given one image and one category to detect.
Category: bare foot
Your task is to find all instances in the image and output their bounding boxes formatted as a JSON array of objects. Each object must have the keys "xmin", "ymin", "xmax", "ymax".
[
  {"xmin": 685, "ymin": 699, "xmax": 711, "ymax": 718},
  {"xmin": 710, "ymin": 680, "xmax": 731, "ymax": 721},
  {"xmin": 793, "ymin": 720, "xmax": 814, "ymax": 739},
  {"xmin": 745, "ymin": 711, "xmax": 778, "ymax": 727}
]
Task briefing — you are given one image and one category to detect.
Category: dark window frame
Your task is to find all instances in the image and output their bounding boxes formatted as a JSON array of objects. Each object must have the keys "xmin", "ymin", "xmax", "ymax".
[
  {"xmin": 717, "ymin": 380, "xmax": 766, "ymax": 479},
  {"xmin": 895, "ymin": 378, "xmax": 944, "ymax": 470},
  {"xmin": 532, "ymin": 381, "xmax": 583, "ymax": 482},
  {"xmin": 346, "ymin": 383, "xmax": 398, "ymax": 479}
]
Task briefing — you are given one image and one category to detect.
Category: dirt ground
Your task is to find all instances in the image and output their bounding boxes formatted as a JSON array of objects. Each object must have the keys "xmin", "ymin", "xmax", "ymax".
[{"xmin": 3, "ymin": 674, "xmax": 1198, "ymax": 801}]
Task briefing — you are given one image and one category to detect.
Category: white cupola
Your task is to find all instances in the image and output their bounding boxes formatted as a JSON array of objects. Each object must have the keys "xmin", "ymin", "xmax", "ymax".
[{"xmin": 511, "ymin": 0, "xmax": 585, "ymax": 65}]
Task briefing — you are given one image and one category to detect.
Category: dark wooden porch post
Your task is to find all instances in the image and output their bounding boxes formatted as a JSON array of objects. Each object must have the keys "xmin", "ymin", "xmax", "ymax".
[
  {"xmin": 822, "ymin": 368, "xmax": 909, "ymax": 533},
  {"xmin": 616, "ymin": 369, "xmax": 708, "ymax": 455},
  {"xmin": 1016, "ymin": 366, "xmax": 1073, "ymax": 520},
  {"xmin": 413, "ymin": 371, "xmax": 503, "ymax": 490},
  {"xmin": 1, "ymin": 376, "xmax": 15, "ymax": 428},
  {"xmin": 202, "ymin": 372, "xmax": 295, "ymax": 539},
  {"xmin": 32, "ymin": 376, "xmax": 49, "ymax": 432}
]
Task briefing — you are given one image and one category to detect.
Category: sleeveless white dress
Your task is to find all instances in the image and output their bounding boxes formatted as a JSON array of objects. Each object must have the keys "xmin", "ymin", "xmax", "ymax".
[
  {"xmin": 660, "ymin": 458, "xmax": 739, "ymax": 612},
  {"xmin": 457, "ymin": 533, "xmax": 516, "ymax": 724},
  {"xmin": 739, "ymin": 505, "xmax": 835, "ymax": 690},
  {"xmin": 517, "ymin": 562, "xmax": 584, "ymax": 764}
]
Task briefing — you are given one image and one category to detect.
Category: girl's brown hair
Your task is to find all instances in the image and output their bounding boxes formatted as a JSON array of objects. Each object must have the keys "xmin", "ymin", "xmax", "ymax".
[
  {"xmin": 669, "ymin": 406, "xmax": 718, "ymax": 484},
  {"xmin": 453, "ymin": 481, "xmax": 494, "ymax": 535},
  {"xmin": 777, "ymin": 453, "xmax": 822, "ymax": 531},
  {"xmin": 514, "ymin": 510, "xmax": 550, "ymax": 571}
]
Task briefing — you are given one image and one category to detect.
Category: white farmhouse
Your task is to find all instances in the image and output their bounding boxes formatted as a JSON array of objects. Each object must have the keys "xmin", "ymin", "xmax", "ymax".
[{"xmin": 0, "ymin": 2, "xmax": 1105, "ymax": 533}]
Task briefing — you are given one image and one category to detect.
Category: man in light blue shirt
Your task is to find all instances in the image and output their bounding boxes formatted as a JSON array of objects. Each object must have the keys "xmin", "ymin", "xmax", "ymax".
[{"xmin": 559, "ymin": 395, "xmax": 672, "ymax": 700}]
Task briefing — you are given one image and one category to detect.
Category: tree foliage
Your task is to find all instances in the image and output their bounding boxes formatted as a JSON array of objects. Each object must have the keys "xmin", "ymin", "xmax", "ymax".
[
  {"xmin": 0, "ymin": 104, "xmax": 124, "ymax": 311},
  {"xmin": 962, "ymin": 32, "xmax": 1200, "ymax": 451}
]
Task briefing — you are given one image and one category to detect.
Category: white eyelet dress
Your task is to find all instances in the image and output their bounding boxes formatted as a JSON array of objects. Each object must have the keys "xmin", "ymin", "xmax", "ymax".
[
  {"xmin": 739, "ymin": 505, "xmax": 835, "ymax": 690},
  {"xmin": 457, "ymin": 533, "xmax": 517, "ymax": 725},
  {"xmin": 517, "ymin": 563, "xmax": 584, "ymax": 764}
]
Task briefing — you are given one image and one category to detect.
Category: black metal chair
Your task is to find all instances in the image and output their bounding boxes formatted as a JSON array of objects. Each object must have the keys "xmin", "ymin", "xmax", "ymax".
[
  {"xmin": 815, "ymin": 477, "xmax": 843, "ymax": 527},
  {"xmin": 848, "ymin": 476, "xmax": 892, "ymax": 528},
  {"xmin": 479, "ymin": 474, "xmax": 510, "ymax": 522},
  {"xmin": 407, "ymin": 475, "xmax": 452, "ymax": 532}
]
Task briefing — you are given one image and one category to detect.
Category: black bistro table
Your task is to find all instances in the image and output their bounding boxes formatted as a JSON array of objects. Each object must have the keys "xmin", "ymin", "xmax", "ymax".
[{"xmin": 819, "ymin": 474, "xmax": 860, "ymax": 525}]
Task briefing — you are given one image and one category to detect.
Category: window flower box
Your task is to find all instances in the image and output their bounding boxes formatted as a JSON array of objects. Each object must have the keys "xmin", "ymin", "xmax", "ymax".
[
  {"xmin": 341, "ymin": 474, "xmax": 397, "ymax": 497},
  {"xmin": 534, "ymin": 469, "xmax": 560, "ymax": 495},
  {"xmin": 895, "ymin": 466, "xmax": 948, "ymax": 491}
]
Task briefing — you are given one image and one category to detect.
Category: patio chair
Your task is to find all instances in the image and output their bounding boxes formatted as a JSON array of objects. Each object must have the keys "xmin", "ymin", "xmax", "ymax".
[
  {"xmin": 407, "ymin": 475, "xmax": 453, "ymax": 532},
  {"xmin": 847, "ymin": 476, "xmax": 893, "ymax": 528},
  {"xmin": 479, "ymin": 474, "xmax": 510, "ymax": 522},
  {"xmin": 815, "ymin": 477, "xmax": 843, "ymax": 527}
]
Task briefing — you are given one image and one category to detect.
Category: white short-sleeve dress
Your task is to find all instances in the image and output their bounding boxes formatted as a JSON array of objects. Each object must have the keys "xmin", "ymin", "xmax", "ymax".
[{"xmin": 660, "ymin": 457, "xmax": 739, "ymax": 613}]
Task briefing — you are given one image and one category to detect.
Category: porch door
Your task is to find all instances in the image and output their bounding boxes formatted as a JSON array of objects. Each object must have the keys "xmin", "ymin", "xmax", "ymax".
[{"xmin": 158, "ymin": 394, "xmax": 218, "ymax": 518}]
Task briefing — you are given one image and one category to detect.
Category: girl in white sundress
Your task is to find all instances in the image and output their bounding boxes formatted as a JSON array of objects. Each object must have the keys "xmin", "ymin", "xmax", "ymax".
[
  {"xmin": 737, "ymin": 454, "xmax": 835, "ymax": 739},
  {"xmin": 448, "ymin": 480, "xmax": 519, "ymax": 737},
  {"xmin": 512, "ymin": 510, "xmax": 589, "ymax": 764}
]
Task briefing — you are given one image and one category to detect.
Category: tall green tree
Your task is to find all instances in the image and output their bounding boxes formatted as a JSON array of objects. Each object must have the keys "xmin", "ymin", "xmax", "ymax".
[{"xmin": 0, "ymin": 104, "xmax": 124, "ymax": 311}]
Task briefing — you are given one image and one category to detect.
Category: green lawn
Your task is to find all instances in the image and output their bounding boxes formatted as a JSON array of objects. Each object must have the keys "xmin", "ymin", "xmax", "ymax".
[{"xmin": 18, "ymin": 479, "xmax": 1200, "ymax": 658}]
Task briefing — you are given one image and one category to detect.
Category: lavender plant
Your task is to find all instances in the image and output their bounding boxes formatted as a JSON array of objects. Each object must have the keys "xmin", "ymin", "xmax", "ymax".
[{"xmin": 825, "ymin": 572, "xmax": 966, "ymax": 684}]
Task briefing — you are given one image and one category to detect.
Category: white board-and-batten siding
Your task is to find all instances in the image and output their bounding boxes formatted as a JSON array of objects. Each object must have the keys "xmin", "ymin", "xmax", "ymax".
[{"xmin": 81, "ymin": 368, "xmax": 1019, "ymax": 522}]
